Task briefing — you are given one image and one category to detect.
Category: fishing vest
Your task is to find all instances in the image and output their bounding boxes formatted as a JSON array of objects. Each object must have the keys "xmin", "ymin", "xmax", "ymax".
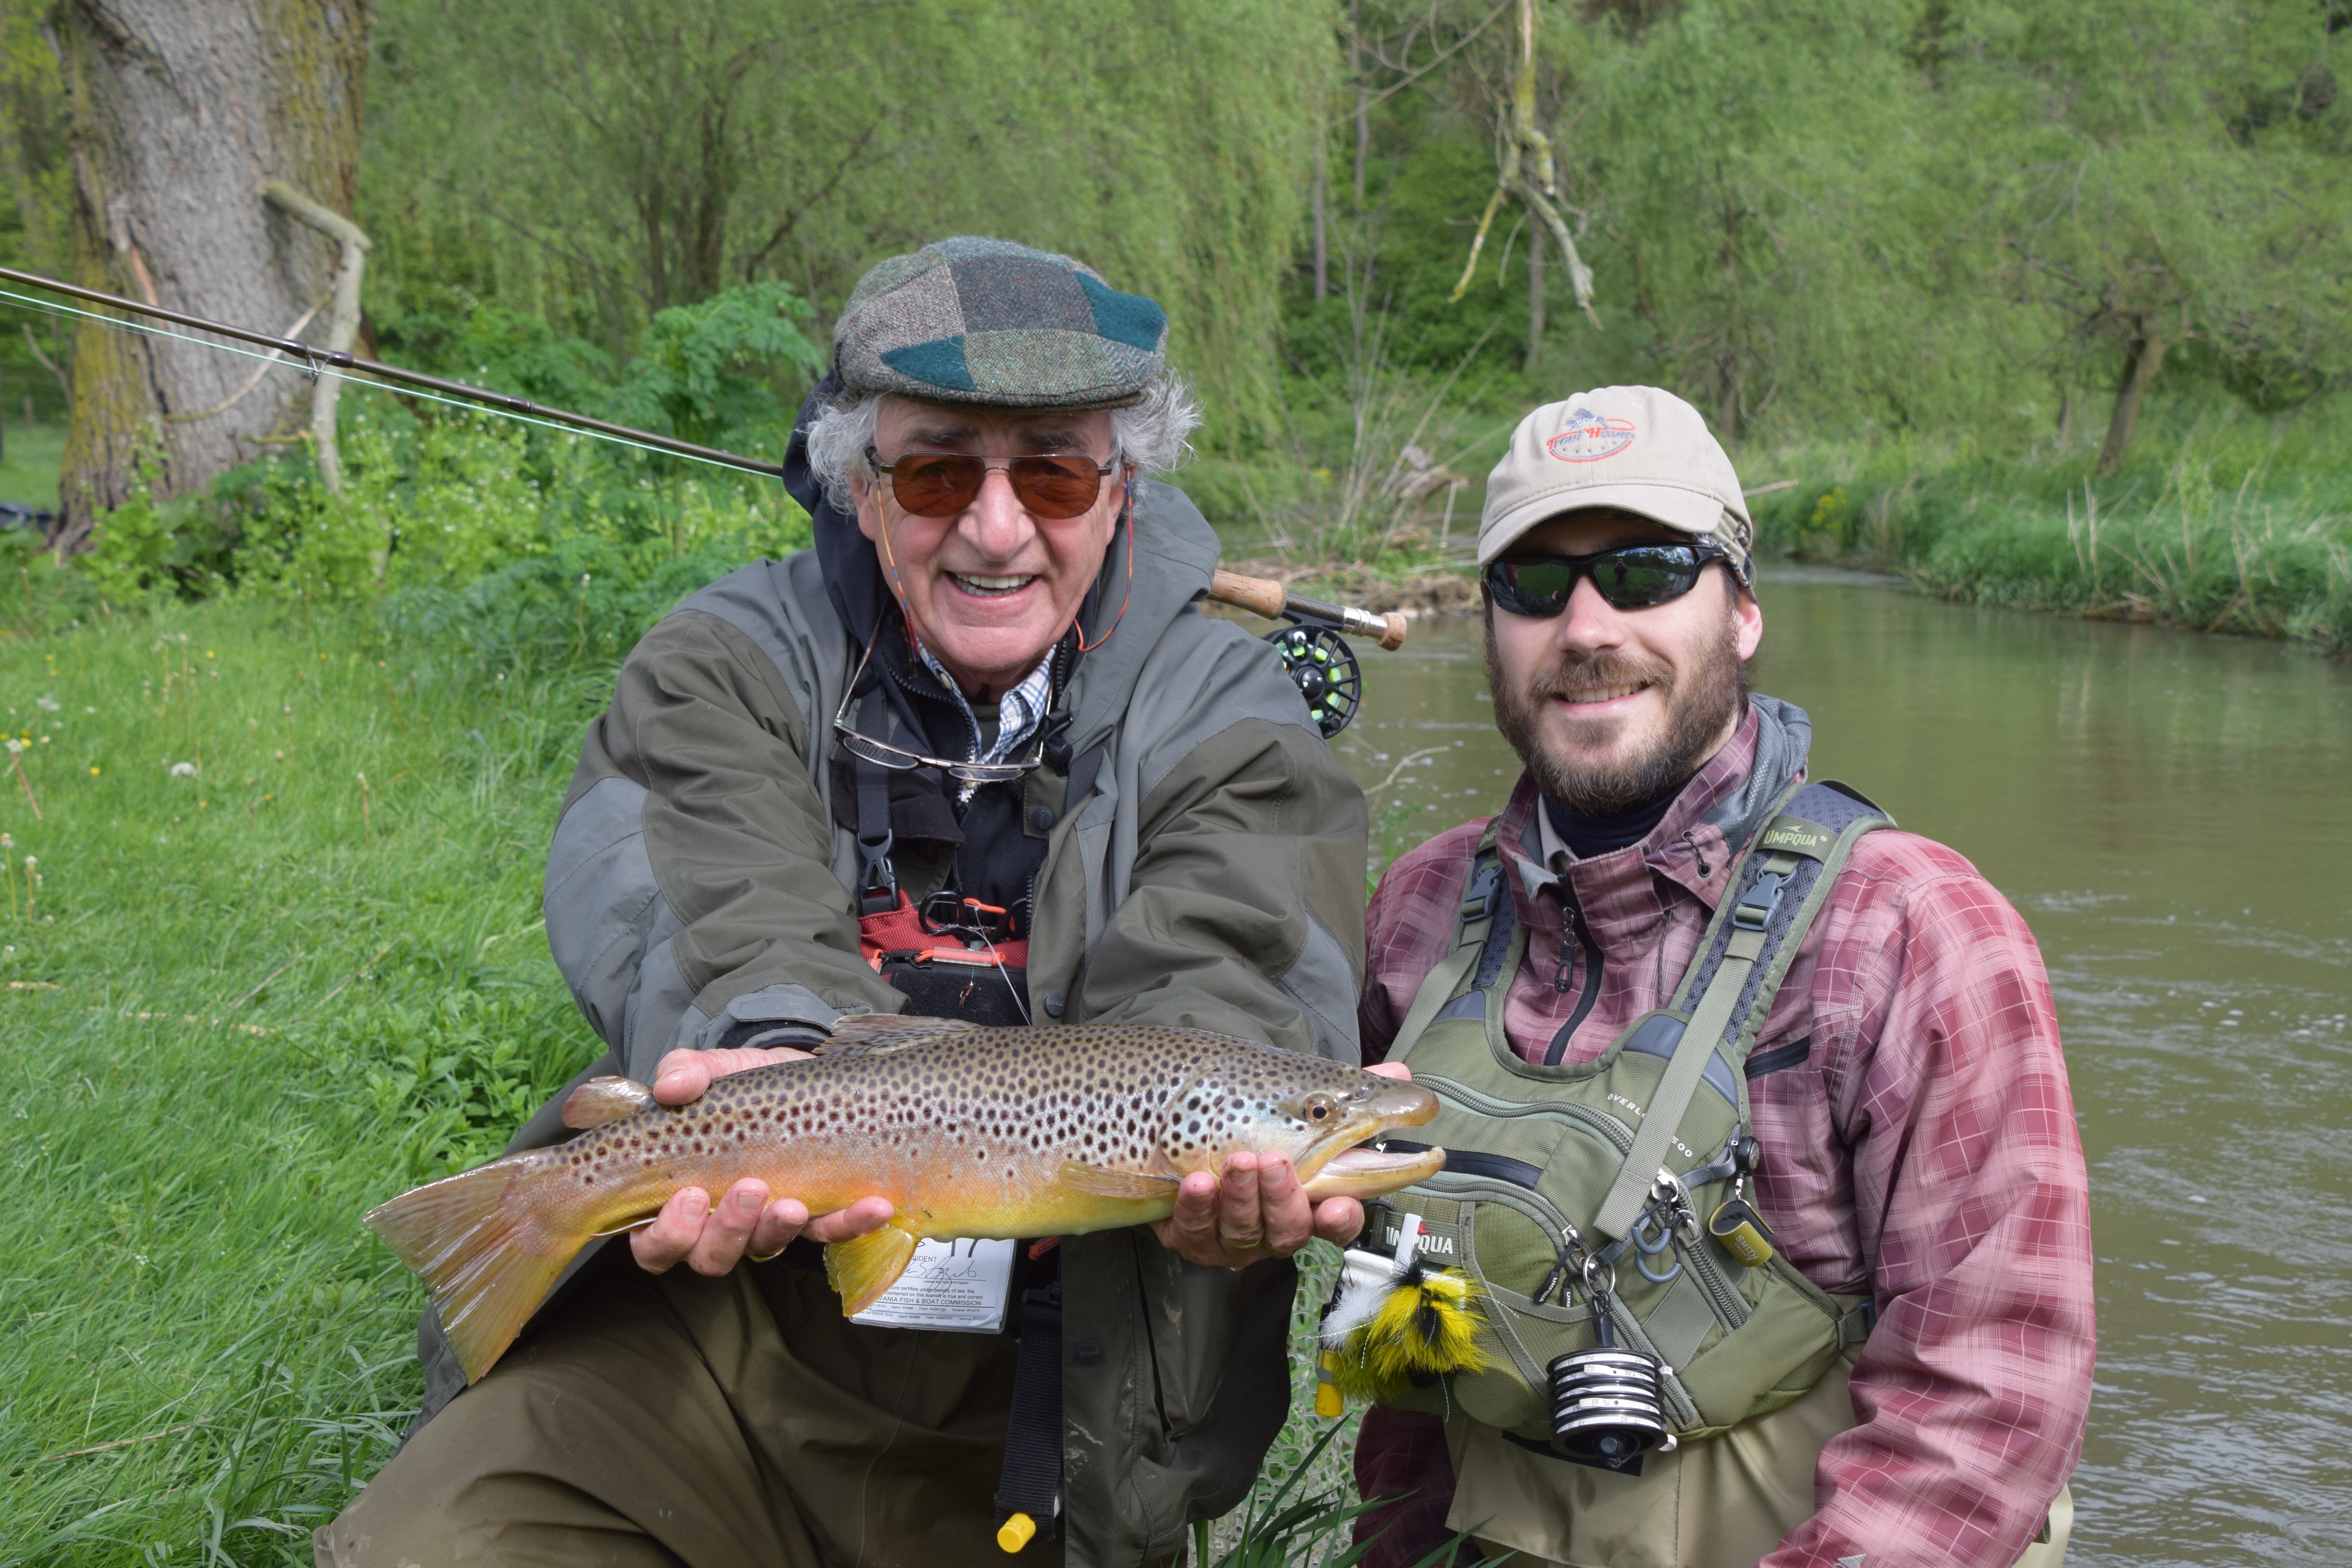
[{"xmin": 1363, "ymin": 780, "xmax": 1889, "ymax": 1455}]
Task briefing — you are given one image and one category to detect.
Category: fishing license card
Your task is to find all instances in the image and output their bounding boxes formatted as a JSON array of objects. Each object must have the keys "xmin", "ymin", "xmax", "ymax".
[{"xmin": 850, "ymin": 1238, "xmax": 1016, "ymax": 1334}]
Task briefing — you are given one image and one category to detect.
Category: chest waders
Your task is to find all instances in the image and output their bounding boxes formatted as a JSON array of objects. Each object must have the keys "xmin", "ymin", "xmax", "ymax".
[{"xmin": 1362, "ymin": 781, "xmax": 1889, "ymax": 1462}]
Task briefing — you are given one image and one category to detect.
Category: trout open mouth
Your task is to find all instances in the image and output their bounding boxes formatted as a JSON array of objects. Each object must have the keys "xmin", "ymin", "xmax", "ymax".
[
  {"xmin": 1299, "ymin": 1142, "xmax": 1448, "ymax": 1201},
  {"xmin": 1293, "ymin": 1080, "xmax": 1446, "ymax": 1202}
]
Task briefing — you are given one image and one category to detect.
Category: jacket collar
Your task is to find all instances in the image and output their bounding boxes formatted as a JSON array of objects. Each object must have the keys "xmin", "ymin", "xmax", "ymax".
[{"xmin": 1494, "ymin": 695, "xmax": 1812, "ymax": 952}]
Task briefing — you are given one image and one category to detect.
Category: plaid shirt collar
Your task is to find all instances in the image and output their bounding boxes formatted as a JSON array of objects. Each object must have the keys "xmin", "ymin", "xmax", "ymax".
[
  {"xmin": 1501, "ymin": 706, "xmax": 1776, "ymax": 947},
  {"xmin": 915, "ymin": 639, "xmax": 1057, "ymax": 769}
]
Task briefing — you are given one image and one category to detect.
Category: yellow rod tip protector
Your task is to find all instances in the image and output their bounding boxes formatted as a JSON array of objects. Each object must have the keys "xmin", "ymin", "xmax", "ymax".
[
  {"xmin": 997, "ymin": 1513, "xmax": 1038, "ymax": 1553},
  {"xmin": 1315, "ymin": 1383, "xmax": 1345, "ymax": 1418}
]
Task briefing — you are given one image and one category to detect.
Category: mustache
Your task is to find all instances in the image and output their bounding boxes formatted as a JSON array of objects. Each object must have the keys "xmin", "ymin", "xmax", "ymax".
[{"xmin": 1525, "ymin": 651, "xmax": 1672, "ymax": 703}]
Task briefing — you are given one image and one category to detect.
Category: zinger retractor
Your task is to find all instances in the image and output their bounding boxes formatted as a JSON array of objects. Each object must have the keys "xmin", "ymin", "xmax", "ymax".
[
  {"xmin": 1318, "ymin": 1214, "xmax": 1487, "ymax": 1406},
  {"xmin": 1546, "ymin": 1239, "xmax": 1676, "ymax": 1469}
]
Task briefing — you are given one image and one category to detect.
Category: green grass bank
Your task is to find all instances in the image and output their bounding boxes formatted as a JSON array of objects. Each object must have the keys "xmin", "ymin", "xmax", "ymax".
[
  {"xmin": 0, "ymin": 601, "xmax": 608, "ymax": 1563},
  {"xmin": 1743, "ymin": 435, "xmax": 2352, "ymax": 658}
]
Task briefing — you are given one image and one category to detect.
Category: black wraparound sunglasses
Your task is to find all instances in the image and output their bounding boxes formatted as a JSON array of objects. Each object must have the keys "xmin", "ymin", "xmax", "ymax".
[{"xmin": 1483, "ymin": 541, "xmax": 1744, "ymax": 617}]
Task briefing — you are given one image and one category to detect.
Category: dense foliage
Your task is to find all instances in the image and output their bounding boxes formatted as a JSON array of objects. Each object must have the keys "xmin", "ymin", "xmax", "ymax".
[{"xmin": 357, "ymin": 0, "xmax": 1330, "ymax": 443}]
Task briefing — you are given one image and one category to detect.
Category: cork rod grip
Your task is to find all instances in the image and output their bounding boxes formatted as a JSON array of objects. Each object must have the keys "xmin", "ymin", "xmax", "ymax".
[
  {"xmin": 1208, "ymin": 569, "xmax": 1410, "ymax": 651},
  {"xmin": 1209, "ymin": 568, "xmax": 1289, "ymax": 620}
]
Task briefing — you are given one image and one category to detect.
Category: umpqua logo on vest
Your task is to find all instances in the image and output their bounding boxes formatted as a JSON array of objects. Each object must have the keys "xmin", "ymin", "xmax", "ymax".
[{"xmin": 1546, "ymin": 407, "xmax": 1637, "ymax": 462}]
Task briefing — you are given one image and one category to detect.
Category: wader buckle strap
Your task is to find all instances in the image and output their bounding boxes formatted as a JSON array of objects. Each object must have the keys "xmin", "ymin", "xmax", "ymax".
[
  {"xmin": 993, "ymin": 1274, "xmax": 1064, "ymax": 1541},
  {"xmin": 852, "ymin": 691, "xmax": 898, "ymax": 916},
  {"xmin": 1837, "ymin": 1297, "xmax": 1877, "ymax": 1348},
  {"xmin": 1594, "ymin": 781, "xmax": 1894, "ymax": 1239}
]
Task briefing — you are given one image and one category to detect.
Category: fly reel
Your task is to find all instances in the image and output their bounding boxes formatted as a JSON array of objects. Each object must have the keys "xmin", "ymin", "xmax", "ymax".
[{"xmin": 1265, "ymin": 621, "xmax": 1362, "ymax": 739}]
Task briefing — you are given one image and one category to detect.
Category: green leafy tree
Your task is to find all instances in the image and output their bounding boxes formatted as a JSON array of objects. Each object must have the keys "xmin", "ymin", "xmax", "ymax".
[{"xmin": 1924, "ymin": 0, "xmax": 2351, "ymax": 469}]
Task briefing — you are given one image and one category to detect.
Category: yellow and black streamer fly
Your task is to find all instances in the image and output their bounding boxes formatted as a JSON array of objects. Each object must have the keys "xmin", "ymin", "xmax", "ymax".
[{"xmin": 1316, "ymin": 1213, "xmax": 1486, "ymax": 1412}]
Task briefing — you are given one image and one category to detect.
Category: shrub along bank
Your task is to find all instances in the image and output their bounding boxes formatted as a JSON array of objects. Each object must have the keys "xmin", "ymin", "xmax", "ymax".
[{"xmin": 1741, "ymin": 411, "xmax": 2352, "ymax": 658}]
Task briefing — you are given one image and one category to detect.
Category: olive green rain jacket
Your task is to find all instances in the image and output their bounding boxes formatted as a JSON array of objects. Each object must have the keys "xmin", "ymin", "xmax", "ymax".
[{"xmin": 495, "ymin": 480, "xmax": 1365, "ymax": 1565}]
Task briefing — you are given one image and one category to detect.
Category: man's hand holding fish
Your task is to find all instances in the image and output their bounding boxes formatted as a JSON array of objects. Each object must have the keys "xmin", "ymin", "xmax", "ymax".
[{"xmin": 626, "ymin": 1043, "xmax": 889, "ymax": 1275}]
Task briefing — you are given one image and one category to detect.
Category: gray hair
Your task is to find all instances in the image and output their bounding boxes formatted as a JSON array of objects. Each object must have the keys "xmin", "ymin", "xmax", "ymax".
[{"xmin": 803, "ymin": 372, "xmax": 1202, "ymax": 514}]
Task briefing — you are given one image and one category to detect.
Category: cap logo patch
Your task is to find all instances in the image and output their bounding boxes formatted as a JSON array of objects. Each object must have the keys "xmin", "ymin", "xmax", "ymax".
[{"xmin": 1547, "ymin": 409, "xmax": 1637, "ymax": 463}]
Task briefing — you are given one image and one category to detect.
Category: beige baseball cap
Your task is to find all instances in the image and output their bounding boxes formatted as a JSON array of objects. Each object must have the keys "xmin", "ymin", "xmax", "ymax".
[{"xmin": 1476, "ymin": 385, "xmax": 1754, "ymax": 581}]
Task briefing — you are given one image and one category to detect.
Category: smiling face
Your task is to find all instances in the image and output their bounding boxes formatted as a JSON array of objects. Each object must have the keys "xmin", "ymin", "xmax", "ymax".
[
  {"xmin": 851, "ymin": 397, "xmax": 1129, "ymax": 700},
  {"xmin": 1485, "ymin": 510, "xmax": 1763, "ymax": 816}
]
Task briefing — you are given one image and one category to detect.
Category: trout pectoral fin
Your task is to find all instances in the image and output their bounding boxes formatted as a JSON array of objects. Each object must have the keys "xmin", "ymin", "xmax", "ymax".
[
  {"xmin": 562, "ymin": 1076, "xmax": 657, "ymax": 1130},
  {"xmin": 1057, "ymin": 1161, "xmax": 1183, "ymax": 1200},
  {"xmin": 826, "ymin": 1224, "xmax": 920, "ymax": 1316}
]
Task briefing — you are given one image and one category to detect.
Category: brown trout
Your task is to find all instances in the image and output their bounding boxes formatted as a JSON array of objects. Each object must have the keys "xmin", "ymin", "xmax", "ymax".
[{"xmin": 366, "ymin": 1013, "xmax": 1444, "ymax": 1382}]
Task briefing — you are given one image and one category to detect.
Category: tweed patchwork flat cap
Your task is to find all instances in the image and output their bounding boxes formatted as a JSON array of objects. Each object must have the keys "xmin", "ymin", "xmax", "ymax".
[{"xmin": 834, "ymin": 236, "xmax": 1168, "ymax": 409}]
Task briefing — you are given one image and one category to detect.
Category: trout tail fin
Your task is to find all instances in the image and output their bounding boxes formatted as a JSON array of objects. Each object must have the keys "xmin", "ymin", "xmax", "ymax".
[{"xmin": 364, "ymin": 1154, "xmax": 579, "ymax": 1384}]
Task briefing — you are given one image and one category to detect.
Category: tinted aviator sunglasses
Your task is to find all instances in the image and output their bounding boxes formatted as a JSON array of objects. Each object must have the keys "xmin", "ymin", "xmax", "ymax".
[
  {"xmin": 866, "ymin": 446, "xmax": 1119, "ymax": 520},
  {"xmin": 1483, "ymin": 541, "xmax": 1743, "ymax": 617}
]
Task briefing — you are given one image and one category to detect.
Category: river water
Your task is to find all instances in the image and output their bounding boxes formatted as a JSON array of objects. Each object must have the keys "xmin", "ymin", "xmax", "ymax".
[{"xmin": 1326, "ymin": 572, "xmax": 2352, "ymax": 1567}]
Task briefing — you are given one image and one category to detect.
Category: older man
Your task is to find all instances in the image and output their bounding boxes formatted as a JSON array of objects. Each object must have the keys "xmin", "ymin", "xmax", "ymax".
[
  {"xmin": 318, "ymin": 238, "xmax": 1371, "ymax": 1568},
  {"xmin": 1349, "ymin": 387, "xmax": 2093, "ymax": 1568}
]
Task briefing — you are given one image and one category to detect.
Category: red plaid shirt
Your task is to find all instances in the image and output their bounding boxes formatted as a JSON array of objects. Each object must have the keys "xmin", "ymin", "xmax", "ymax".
[{"xmin": 1353, "ymin": 708, "xmax": 2094, "ymax": 1568}]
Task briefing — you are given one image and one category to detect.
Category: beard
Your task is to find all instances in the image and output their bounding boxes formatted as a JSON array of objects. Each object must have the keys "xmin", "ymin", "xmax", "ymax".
[{"xmin": 1486, "ymin": 607, "xmax": 1749, "ymax": 817}]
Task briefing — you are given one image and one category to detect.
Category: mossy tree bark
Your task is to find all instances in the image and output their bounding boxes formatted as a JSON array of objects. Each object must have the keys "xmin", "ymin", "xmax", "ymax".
[{"xmin": 52, "ymin": 0, "xmax": 368, "ymax": 552}]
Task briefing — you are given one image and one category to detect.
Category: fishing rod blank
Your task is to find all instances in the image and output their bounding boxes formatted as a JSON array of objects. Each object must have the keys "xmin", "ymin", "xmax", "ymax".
[
  {"xmin": 0, "ymin": 263, "xmax": 1415, "ymax": 675},
  {"xmin": 0, "ymin": 264, "xmax": 785, "ymax": 480}
]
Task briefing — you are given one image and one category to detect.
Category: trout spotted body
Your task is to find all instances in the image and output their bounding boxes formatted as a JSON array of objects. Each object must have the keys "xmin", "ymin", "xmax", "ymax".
[{"xmin": 367, "ymin": 1015, "xmax": 1444, "ymax": 1382}]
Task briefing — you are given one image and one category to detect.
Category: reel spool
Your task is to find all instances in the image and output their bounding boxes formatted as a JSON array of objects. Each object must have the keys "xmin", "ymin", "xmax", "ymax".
[
  {"xmin": 1264, "ymin": 621, "xmax": 1363, "ymax": 739},
  {"xmin": 1547, "ymin": 1346, "xmax": 1676, "ymax": 1468}
]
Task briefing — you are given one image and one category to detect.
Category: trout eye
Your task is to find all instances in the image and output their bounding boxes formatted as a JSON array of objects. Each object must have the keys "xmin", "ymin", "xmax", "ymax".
[{"xmin": 1304, "ymin": 1095, "xmax": 1334, "ymax": 1122}]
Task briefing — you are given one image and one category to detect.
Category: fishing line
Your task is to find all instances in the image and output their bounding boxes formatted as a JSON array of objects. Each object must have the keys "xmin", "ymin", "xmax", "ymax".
[{"xmin": 0, "ymin": 284, "xmax": 778, "ymax": 477}]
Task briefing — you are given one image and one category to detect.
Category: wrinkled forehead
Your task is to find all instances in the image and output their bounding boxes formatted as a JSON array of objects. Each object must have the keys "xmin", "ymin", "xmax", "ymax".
[{"xmin": 875, "ymin": 395, "xmax": 1113, "ymax": 456}]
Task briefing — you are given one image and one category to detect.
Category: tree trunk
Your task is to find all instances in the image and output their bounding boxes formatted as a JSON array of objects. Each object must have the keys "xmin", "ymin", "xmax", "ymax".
[
  {"xmin": 1526, "ymin": 210, "xmax": 1546, "ymax": 372},
  {"xmin": 2096, "ymin": 331, "xmax": 2166, "ymax": 476},
  {"xmin": 52, "ymin": 0, "xmax": 369, "ymax": 553},
  {"xmin": 1311, "ymin": 121, "xmax": 1328, "ymax": 303},
  {"xmin": 1349, "ymin": 0, "xmax": 1367, "ymax": 208}
]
